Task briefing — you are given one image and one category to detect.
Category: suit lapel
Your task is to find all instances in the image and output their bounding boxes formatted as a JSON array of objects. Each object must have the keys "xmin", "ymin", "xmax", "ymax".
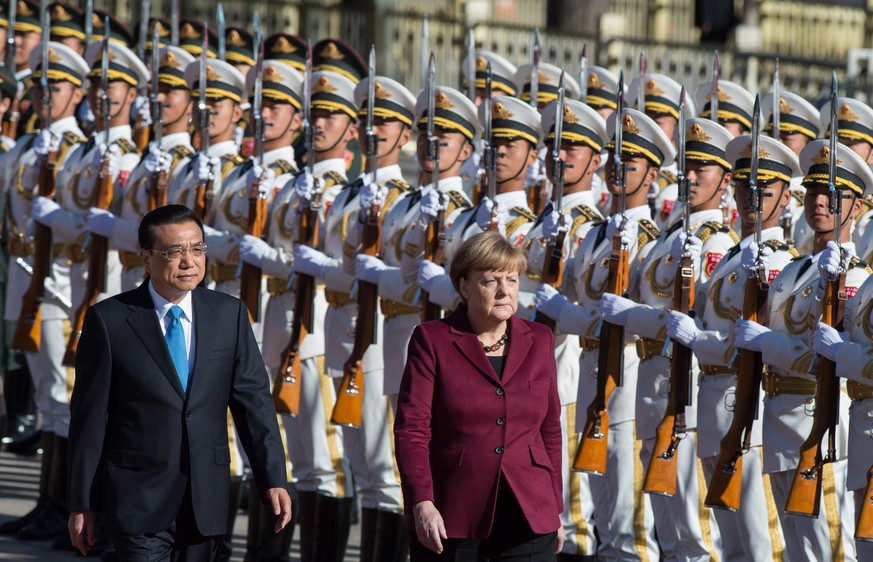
[
  {"xmin": 447, "ymin": 307, "xmax": 501, "ymax": 385},
  {"xmin": 500, "ymin": 315, "xmax": 532, "ymax": 385},
  {"xmin": 188, "ymin": 288, "xmax": 217, "ymax": 396},
  {"xmin": 126, "ymin": 283, "xmax": 186, "ymax": 400}
]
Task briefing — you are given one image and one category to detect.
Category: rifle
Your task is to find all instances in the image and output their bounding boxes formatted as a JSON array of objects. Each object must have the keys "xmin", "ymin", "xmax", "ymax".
[
  {"xmin": 273, "ymin": 39, "xmax": 315, "ymax": 416},
  {"xmin": 785, "ymin": 72, "xmax": 845, "ymax": 518},
  {"xmin": 193, "ymin": 23, "xmax": 213, "ymax": 221},
  {"xmin": 643, "ymin": 86, "xmax": 696, "ymax": 497},
  {"xmin": 332, "ymin": 45, "xmax": 381, "ymax": 428},
  {"xmin": 534, "ymin": 72, "xmax": 567, "ymax": 333},
  {"xmin": 63, "ymin": 17, "xmax": 113, "ymax": 367},
  {"xmin": 11, "ymin": 0, "xmax": 53, "ymax": 353},
  {"xmin": 573, "ymin": 72, "xmax": 631, "ymax": 475},
  {"xmin": 217, "ymin": 4, "xmax": 226, "ymax": 61},
  {"xmin": 706, "ymin": 97, "xmax": 769, "ymax": 511},
  {"xmin": 170, "ymin": 0, "xmax": 179, "ymax": 47},
  {"xmin": 147, "ymin": 24, "xmax": 167, "ymax": 211},
  {"xmin": 84, "ymin": 0, "xmax": 93, "ymax": 45},
  {"xmin": 579, "ymin": 42, "xmax": 588, "ymax": 104},
  {"xmin": 420, "ymin": 52, "xmax": 446, "ymax": 323},
  {"xmin": 0, "ymin": 0, "xmax": 17, "ymax": 140},
  {"xmin": 132, "ymin": 0, "xmax": 152, "ymax": 153},
  {"xmin": 238, "ymin": 13, "xmax": 265, "ymax": 324},
  {"xmin": 482, "ymin": 61, "xmax": 499, "ymax": 232},
  {"xmin": 710, "ymin": 51, "xmax": 720, "ymax": 124}
]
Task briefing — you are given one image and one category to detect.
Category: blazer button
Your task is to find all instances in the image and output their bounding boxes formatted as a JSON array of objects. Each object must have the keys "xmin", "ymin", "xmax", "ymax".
[
  {"xmin": 186, "ymin": 410, "xmax": 192, "ymax": 418},
  {"xmin": 494, "ymin": 446, "xmax": 504, "ymax": 454},
  {"xmin": 495, "ymin": 388, "xmax": 505, "ymax": 396},
  {"xmin": 496, "ymin": 417, "xmax": 505, "ymax": 426}
]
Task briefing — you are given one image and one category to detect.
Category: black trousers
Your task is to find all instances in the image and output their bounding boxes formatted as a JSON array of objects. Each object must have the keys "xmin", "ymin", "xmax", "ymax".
[
  {"xmin": 111, "ymin": 485, "xmax": 221, "ymax": 562},
  {"xmin": 409, "ymin": 480, "xmax": 557, "ymax": 562}
]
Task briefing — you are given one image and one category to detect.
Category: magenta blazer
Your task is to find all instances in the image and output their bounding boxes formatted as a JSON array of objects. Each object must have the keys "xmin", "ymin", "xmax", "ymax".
[{"xmin": 394, "ymin": 306, "xmax": 563, "ymax": 539}]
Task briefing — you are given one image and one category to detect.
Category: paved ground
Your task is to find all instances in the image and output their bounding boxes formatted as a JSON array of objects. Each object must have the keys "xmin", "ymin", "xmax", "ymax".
[{"xmin": 0, "ymin": 451, "xmax": 363, "ymax": 561}]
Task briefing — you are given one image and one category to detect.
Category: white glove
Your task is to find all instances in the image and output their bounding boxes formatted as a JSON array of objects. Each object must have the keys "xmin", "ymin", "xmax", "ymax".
[
  {"xmin": 670, "ymin": 232, "xmax": 702, "ymax": 273},
  {"xmin": 817, "ymin": 240, "xmax": 850, "ymax": 285},
  {"xmin": 542, "ymin": 210, "xmax": 565, "ymax": 239},
  {"xmin": 359, "ymin": 182, "xmax": 385, "ymax": 213},
  {"xmin": 239, "ymin": 234, "xmax": 271, "ymax": 267},
  {"xmin": 534, "ymin": 283, "xmax": 566, "ymax": 321},
  {"xmin": 142, "ymin": 145, "xmax": 170, "ymax": 174},
  {"xmin": 419, "ymin": 188, "xmax": 444, "ymax": 222},
  {"xmin": 291, "ymin": 245, "xmax": 329, "ymax": 277},
  {"xmin": 741, "ymin": 242, "xmax": 774, "ymax": 278},
  {"xmin": 77, "ymin": 100, "xmax": 95, "ymax": 128},
  {"xmin": 91, "ymin": 143, "xmax": 121, "ymax": 178},
  {"xmin": 475, "ymin": 197, "xmax": 509, "ymax": 233},
  {"xmin": 294, "ymin": 171, "xmax": 323, "ymax": 204},
  {"xmin": 196, "ymin": 153, "xmax": 221, "ymax": 183},
  {"xmin": 33, "ymin": 129, "xmax": 60, "ymax": 156},
  {"xmin": 233, "ymin": 125, "xmax": 245, "ymax": 149},
  {"xmin": 31, "ymin": 195, "xmax": 60, "ymax": 226},
  {"xmin": 355, "ymin": 254, "xmax": 387, "ymax": 284},
  {"xmin": 733, "ymin": 319, "xmax": 771, "ymax": 352},
  {"xmin": 246, "ymin": 165, "xmax": 275, "ymax": 195},
  {"xmin": 667, "ymin": 310, "xmax": 700, "ymax": 347},
  {"xmin": 86, "ymin": 207, "xmax": 117, "ymax": 238},
  {"xmin": 417, "ymin": 259, "xmax": 445, "ymax": 292},
  {"xmin": 812, "ymin": 321, "xmax": 844, "ymax": 362},
  {"xmin": 525, "ymin": 160, "xmax": 545, "ymax": 186},
  {"xmin": 604, "ymin": 215, "xmax": 639, "ymax": 252},
  {"xmin": 599, "ymin": 292, "xmax": 637, "ymax": 327},
  {"xmin": 131, "ymin": 95, "xmax": 151, "ymax": 126}
]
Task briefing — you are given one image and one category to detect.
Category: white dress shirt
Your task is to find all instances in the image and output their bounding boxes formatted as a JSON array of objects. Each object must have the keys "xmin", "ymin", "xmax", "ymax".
[{"xmin": 148, "ymin": 281, "xmax": 195, "ymax": 375}]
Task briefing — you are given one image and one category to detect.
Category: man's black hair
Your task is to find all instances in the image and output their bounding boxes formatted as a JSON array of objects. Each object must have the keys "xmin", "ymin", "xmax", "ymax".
[{"xmin": 138, "ymin": 205, "xmax": 204, "ymax": 250}]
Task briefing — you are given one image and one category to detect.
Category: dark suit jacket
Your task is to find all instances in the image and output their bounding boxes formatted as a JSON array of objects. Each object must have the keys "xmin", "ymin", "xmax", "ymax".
[
  {"xmin": 394, "ymin": 306, "xmax": 563, "ymax": 539},
  {"xmin": 67, "ymin": 282, "xmax": 287, "ymax": 537}
]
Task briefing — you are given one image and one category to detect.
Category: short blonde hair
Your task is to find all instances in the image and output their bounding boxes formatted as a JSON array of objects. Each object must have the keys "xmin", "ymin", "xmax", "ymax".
[{"xmin": 450, "ymin": 231, "xmax": 527, "ymax": 297}]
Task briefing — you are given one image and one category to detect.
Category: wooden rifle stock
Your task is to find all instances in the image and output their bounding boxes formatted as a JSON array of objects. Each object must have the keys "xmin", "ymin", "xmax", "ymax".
[
  {"xmin": 64, "ymin": 154, "xmax": 113, "ymax": 366},
  {"xmin": 193, "ymin": 177, "xmax": 214, "ymax": 222},
  {"xmin": 11, "ymin": 149, "xmax": 57, "ymax": 352},
  {"xmin": 133, "ymin": 114, "xmax": 150, "ymax": 153},
  {"xmin": 574, "ymin": 227, "xmax": 629, "ymax": 474},
  {"xmin": 855, "ymin": 466, "xmax": 873, "ymax": 541},
  {"xmin": 421, "ymin": 208, "xmax": 446, "ymax": 322},
  {"xmin": 148, "ymin": 166, "xmax": 168, "ymax": 211},
  {"xmin": 239, "ymin": 174, "xmax": 267, "ymax": 323},
  {"xmin": 706, "ymin": 275, "xmax": 768, "ymax": 511},
  {"xmin": 643, "ymin": 253, "xmax": 695, "ymax": 496},
  {"xmin": 273, "ymin": 194, "xmax": 320, "ymax": 416},
  {"xmin": 332, "ymin": 203, "xmax": 382, "ymax": 427},
  {"xmin": 527, "ymin": 177, "xmax": 549, "ymax": 216},
  {"xmin": 1, "ymin": 94, "xmax": 20, "ymax": 141},
  {"xmin": 536, "ymin": 228, "xmax": 566, "ymax": 332},
  {"xmin": 784, "ymin": 271, "xmax": 845, "ymax": 517}
]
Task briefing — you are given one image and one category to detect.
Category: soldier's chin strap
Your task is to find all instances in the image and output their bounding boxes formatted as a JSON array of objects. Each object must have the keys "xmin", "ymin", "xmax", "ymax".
[
  {"xmin": 760, "ymin": 181, "xmax": 788, "ymax": 225},
  {"xmin": 623, "ymin": 161, "xmax": 651, "ymax": 198},
  {"xmin": 495, "ymin": 145, "xmax": 531, "ymax": 185},
  {"xmin": 693, "ymin": 168, "xmax": 728, "ymax": 211},
  {"xmin": 314, "ymin": 115, "xmax": 353, "ymax": 155}
]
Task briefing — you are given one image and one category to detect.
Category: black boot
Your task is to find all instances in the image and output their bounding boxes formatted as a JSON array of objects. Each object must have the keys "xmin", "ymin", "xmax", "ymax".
[
  {"xmin": 372, "ymin": 509, "xmax": 409, "ymax": 562},
  {"xmin": 0, "ymin": 431, "xmax": 52, "ymax": 535},
  {"xmin": 358, "ymin": 508, "xmax": 378, "ymax": 562},
  {"xmin": 18, "ymin": 435, "xmax": 68, "ymax": 540},
  {"xmin": 296, "ymin": 491, "xmax": 318, "ymax": 562},
  {"xmin": 1, "ymin": 368, "xmax": 39, "ymax": 454},
  {"xmin": 311, "ymin": 495, "xmax": 353, "ymax": 562}
]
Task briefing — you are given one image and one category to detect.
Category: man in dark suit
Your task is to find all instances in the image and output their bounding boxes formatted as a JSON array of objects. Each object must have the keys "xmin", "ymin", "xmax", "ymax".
[{"xmin": 66, "ymin": 205, "xmax": 291, "ymax": 561}]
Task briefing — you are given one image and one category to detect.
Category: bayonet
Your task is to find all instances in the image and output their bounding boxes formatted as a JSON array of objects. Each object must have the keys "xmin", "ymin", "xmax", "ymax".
[
  {"xmin": 39, "ymin": 0, "xmax": 50, "ymax": 130},
  {"xmin": 84, "ymin": 0, "xmax": 93, "ymax": 46},
  {"xmin": 529, "ymin": 28, "xmax": 540, "ymax": 108},
  {"xmin": 829, "ymin": 71, "xmax": 841, "ymax": 251},
  {"xmin": 137, "ymin": 0, "xmax": 150, "ymax": 62},
  {"xmin": 303, "ymin": 38, "xmax": 313, "ymax": 176},
  {"xmin": 198, "ymin": 21, "xmax": 210, "ymax": 157},
  {"xmin": 150, "ymin": 24, "xmax": 162, "ymax": 150},
  {"xmin": 615, "ymin": 70, "xmax": 627, "ymax": 220},
  {"xmin": 579, "ymin": 42, "xmax": 588, "ymax": 104},
  {"xmin": 5, "ymin": 0, "xmax": 15, "ymax": 70},
  {"xmin": 99, "ymin": 16, "xmax": 110, "ymax": 140},
  {"xmin": 251, "ymin": 12, "xmax": 264, "ymax": 168},
  {"xmin": 551, "ymin": 70, "xmax": 566, "ymax": 231},
  {"xmin": 217, "ymin": 3, "xmax": 226, "ymax": 62},
  {"xmin": 426, "ymin": 51, "xmax": 439, "ymax": 190},
  {"xmin": 484, "ymin": 60, "xmax": 495, "ymax": 205},
  {"xmin": 466, "ymin": 27, "xmax": 475, "ymax": 102},
  {"xmin": 772, "ymin": 59, "xmax": 781, "ymax": 140},
  {"xmin": 420, "ymin": 17, "xmax": 428, "ymax": 91},
  {"xmin": 170, "ymin": 0, "xmax": 179, "ymax": 47},
  {"xmin": 366, "ymin": 44, "xmax": 377, "ymax": 184},
  {"xmin": 638, "ymin": 51, "xmax": 646, "ymax": 112},
  {"xmin": 710, "ymin": 51, "xmax": 720, "ymax": 123},
  {"xmin": 678, "ymin": 87, "xmax": 689, "ymax": 241}
]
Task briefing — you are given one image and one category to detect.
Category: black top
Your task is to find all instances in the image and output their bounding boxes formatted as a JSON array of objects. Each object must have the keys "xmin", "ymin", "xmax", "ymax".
[{"xmin": 487, "ymin": 355, "xmax": 505, "ymax": 379}]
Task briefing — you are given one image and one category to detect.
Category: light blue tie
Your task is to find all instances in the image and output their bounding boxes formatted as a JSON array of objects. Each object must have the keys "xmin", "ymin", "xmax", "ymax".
[{"xmin": 166, "ymin": 305, "xmax": 189, "ymax": 393}]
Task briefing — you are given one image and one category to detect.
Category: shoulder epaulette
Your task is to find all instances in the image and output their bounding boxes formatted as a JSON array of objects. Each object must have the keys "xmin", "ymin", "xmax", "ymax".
[
  {"xmin": 223, "ymin": 152, "xmax": 245, "ymax": 166},
  {"xmin": 697, "ymin": 220, "xmax": 739, "ymax": 245},
  {"xmin": 167, "ymin": 145, "xmax": 194, "ymax": 174},
  {"xmin": 321, "ymin": 170, "xmax": 346, "ymax": 188},
  {"xmin": 569, "ymin": 204, "xmax": 601, "ymax": 238},
  {"xmin": 383, "ymin": 178, "xmax": 412, "ymax": 212},
  {"xmin": 637, "ymin": 218, "xmax": 660, "ymax": 248},
  {"xmin": 791, "ymin": 190, "xmax": 805, "ymax": 206},
  {"xmin": 511, "ymin": 206, "xmax": 537, "ymax": 221},
  {"xmin": 656, "ymin": 171, "xmax": 678, "ymax": 189},
  {"xmin": 761, "ymin": 238, "xmax": 800, "ymax": 258},
  {"xmin": 62, "ymin": 131, "xmax": 86, "ymax": 146},
  {"xmin": 114, "ymin": 138, "xmax": 139, "ymax": 156},
  {"xmin": 849, "ymin": 255, "xmax": 873, "ymax": 274},
  {"xmin": 445, "ymin": 190, "xmax": 471, "ymax": 216},
  {"xmin": 269, "ymin": 159, "xmax": 296, "ymax": 177}
]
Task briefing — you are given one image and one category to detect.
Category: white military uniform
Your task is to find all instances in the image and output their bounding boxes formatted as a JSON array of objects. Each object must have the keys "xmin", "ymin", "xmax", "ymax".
[
  {"xmin": 830, "ymin": 273, "xmax": 873, "ymax": 560},
  {"xmin": 560, "ymin": 204, "xmax": 661, "ymax": 561},
  {"xmin": 168, "ymin": 139, "xmax": 244, "ymax": 216},
  {"xmin": 760, "ymin": 248, "xmax": 865, "ymax": 562},
  {"xmin": 522, "ymin": 189, "xmax": 602, "ymax": 557},
  {"xmin": 1, "ymin": 117, "xmax": 84, "ymax": 437},
  {"xmin": 262, "ymin": 157, "xmax": 351, "ymax": 497},
  {"xmin": 626, "ymin": 208, "xmax": 736, "ymax": 562},
  {"xmin": 694, "ymin": 228, "xmax": 795, "ymax": 562},
  {"xmin": 114, "ymin": 132, "xmax": 194, "ymax": 291}
]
